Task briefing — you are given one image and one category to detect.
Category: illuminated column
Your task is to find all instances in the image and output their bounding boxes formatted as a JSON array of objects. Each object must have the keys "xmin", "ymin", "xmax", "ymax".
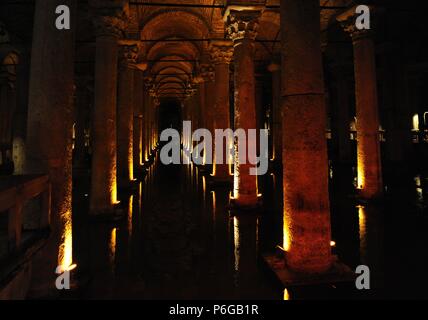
[
  {"xmin": 267, "ymin": 62, "xmax": 281, "ymax": 163},
  {"xmin": 117, "ymin": 45, "xmax": 137, "ymax": 189},
  {"xmin": 210, "ymin": 40, "xmax": 233, "ymax": 181},
  {"xmin": 142, "ymin": 78, "xmax": 151, "ymax": 161},
  {"xmin": 90, "ymin": 10, "xmax": 126, "ymax": 214},
  {"xmin": 226, "ymin": 8, "xmax": 260, "ymax": 207},
  {"xmin": 25, "ymin": 0, "xmax": 77, "ymax": 286},
  {"xmin": 200, "ymin": 63, "xmax": 215, "ymax": 167},
  {"xmin": 133, "ymin": 66, "xmax": 146, "ymax": 168},
  {"xmin": 338, "ymin": 7, "xmax": 383, "ymax": 199},
  {"xmin": 281, "ymin": 0, "xmax": 332, "ymax": 273}
]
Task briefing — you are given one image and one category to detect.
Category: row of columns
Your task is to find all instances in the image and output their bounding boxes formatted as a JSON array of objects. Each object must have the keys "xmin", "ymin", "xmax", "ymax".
[
  {"xmin": 21, "ymin": 0, "xmax": 385, "ymax": 282},
  {"xmin": 89, "ymin": 7, "xmax": 159, "ymax": 215},
  {"xmin": 190, "ymin": 1, "xmax": 384, "ymax": 273}
]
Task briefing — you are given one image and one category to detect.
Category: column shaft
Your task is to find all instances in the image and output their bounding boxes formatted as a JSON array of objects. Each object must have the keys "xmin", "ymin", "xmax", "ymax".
[
  {"xmin": 213, "ymin": 61, "xmax": 231, "ymax": 180},
  {"xmin": 353, "ymin": 36, "xmax": 383, "ymax": 198},
  {"xmin": 25, "ymin": 0, "xmax": 76, "ymax": 287},
  {"xmin": 117, "ymin": 61, "xmax": 134, "ymax": 189},
  {"xmin": 281, "ymin": 0, "xmax": 332, "ymax": 273},
  {"xmin": 90, "ymin": 31, "xmax": 120, "ymax": 213}
]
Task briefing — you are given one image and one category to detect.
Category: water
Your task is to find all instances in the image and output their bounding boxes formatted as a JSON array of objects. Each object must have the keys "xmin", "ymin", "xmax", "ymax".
[{"xmin": 70, "ymin": 156, "xmax": 428, "ymax": 300}]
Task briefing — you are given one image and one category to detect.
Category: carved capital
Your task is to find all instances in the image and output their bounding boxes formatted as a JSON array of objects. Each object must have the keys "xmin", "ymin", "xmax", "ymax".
[
  {"xmin": 225, "ymin": 10, "xmax": 261, "ymax": 43},
  {"xmin": 337, "ymin": 6, "xmax": 374, "ymax": 42},
  {"xmin": 210, "ymin": 40, "xmax": 234, "ymax": 65},
  {"xmin": 199, "ymin": 64, "xmax": 215, "ymax": 82},
  {"xmin": 119, "ymin": 44, "xmax": 138, "ymax": 65},
  {"xmin": 93, "ymin": 15, "xmax": 127, "ymax": 38}
]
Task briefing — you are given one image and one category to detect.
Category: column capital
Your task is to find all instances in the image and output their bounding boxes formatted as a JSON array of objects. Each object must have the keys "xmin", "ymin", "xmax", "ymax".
[
  {"xmin": 210, "ymin": 40, "xmax": 234, "ymax": 65},
  {"xmin": 93, "ymin": 15, "xmax": 127, "ymax": 38},
  {"xmin": 225, "ymin": 9, "xmax": 261, "ymax": 43},
  {"xmin": 91, "ymin": 0, "xmax": 129, "ymax": 38},
  {"xmin": 199, "ymin": 63, "xmax": 215, "ymax": 82},
  {"xmin": 119, "ymin": 44, "xmax": 138, "ymax": 66},
  {"xmin": 336, "ymin": 5, "xmax": 375, "ymax": 42}
]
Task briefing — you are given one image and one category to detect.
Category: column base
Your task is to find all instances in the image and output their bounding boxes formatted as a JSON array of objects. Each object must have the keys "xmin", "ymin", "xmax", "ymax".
[
  {"xmin": 89, "ymin": 204, "xmax": 125, "ymax": 223},
  {"xmin": 263, "ymin": 250, "xmax": 355, "ymax": 287},
  {"xmin": 134, "ymin": 164, "xmax": 148, "ymax": 178},
  {"xmin": 355, "ymin": 189, "xmax": 385, "ymax": 203},
  {"xmin": 118, "ymin": 179, "xmax": 139, "ymax": 193},
  {"xmin": 208, "ymin": 175, "xmax": 233, "ymax": 188},
  {"xmin": 228, "ymin": 195, "xmax": 263, "ymax": 213}
]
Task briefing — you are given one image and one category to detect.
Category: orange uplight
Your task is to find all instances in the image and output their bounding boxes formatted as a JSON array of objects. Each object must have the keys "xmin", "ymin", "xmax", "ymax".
[{"xmin": 58, "ymin": 209, "xmax": 76, "ymax": 273}]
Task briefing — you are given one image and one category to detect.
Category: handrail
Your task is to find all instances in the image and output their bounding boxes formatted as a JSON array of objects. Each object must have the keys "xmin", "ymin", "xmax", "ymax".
[{"xmin": 0, "ymin": 175, "xmax": 51, "ymax": 253}]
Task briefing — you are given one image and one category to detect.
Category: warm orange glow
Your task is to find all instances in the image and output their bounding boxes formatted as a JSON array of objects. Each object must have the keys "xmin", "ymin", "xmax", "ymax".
[
  {"xmin": 283, "ymin": 289, "xmax": 290, "ymax": 301},
  {"xmin": 128, "ymin": 195, "xmax": 134, "ymax": 238},
  {"xmin": 233, "ymin": 217, "xmax": 240, "ymax": 272},
  {"xmin": 111, "ymin": 173, "xmax": 120, "ymax": 205},
  {"xmin": 58, "ymin": 209, "xmax": 74, "ymax": 273},
  {"xmin": 357, "ymin": 153, "xmax": 365, "ymax": 190},
  {"xmin": 358, "ymin": 205, "xmax": 367, "ymax": 261},
  {"xmin": 283, "ymin": 212, "xmax": 291, "ymax": 252},
  {"xmin": 212, "ymin": 191, "xmax": 216, "ymax": 213},
  {"xmin": 330, "ymin": 241, "xmax": 337, "ymax": 247},
  {"xmin": 109, "ymin": 228, "xmax": 117, "ymax": 269}
]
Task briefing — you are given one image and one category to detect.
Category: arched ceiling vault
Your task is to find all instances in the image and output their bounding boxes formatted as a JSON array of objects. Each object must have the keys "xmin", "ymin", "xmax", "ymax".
[{"xmin": 126, "ymin": 0, "xmax": 353, "ymax": 100}]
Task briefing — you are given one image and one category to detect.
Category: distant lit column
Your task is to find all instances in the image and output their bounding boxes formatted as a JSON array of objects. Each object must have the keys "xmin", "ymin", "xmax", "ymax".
[
  {"xmin": 73, "ymin": 79, "xmax": 90, "ymax": 169},
  {"xmin": 338, "ymin": 7, "xmax": 383, "ymax": 199},
  {"xmin": 117, "ymin": 45, "xmax": 137, "ymax": 190},
  {"xmin": 267, "ymin": 62, "xmax": 281, "ymax": 163},
  {"xmin": 281, "ymin": 0, "xmax": 332, "ymax": 273},
  {"xmin": 226, "ymin": 8, "xmax": 261, "ymax": 207},
  {"xmin": 210, "ymin": 40, "xmax": 233, "ymax": 181},
  {"xmin": 200, "ymin": 63, "xmax": 215, "ymax": 167},
  {"xmin": 90, "ymin": 11, "xmax": 126, "ymax": 214},
  {"xmin": 133, "ymin": 68, "xmax": 145, "ymax": 168}
]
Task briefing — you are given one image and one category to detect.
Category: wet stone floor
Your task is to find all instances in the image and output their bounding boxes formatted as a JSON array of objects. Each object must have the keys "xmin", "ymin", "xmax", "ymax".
[{"xmin": 70, "ymin": 156, "xmax": 428, "ymax": 300}]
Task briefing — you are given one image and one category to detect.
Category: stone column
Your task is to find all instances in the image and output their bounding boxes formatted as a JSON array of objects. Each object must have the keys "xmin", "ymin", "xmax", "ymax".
[
  {"xmin": 117, "ymin": 45, "xmax": 137, "ymax": 190},
  {"xmin": 90, "ymin": 10, "xmax": 126, "ymax": 214},
  {"xmin": 226, "ymin": 9, "xmax": 260, "ymax": 208},
  {"xmin": 200, "ymin": 63, "xmax": 215, "ymax": 168},
  {"xmin": 73, "ymin": 79, "xmax": 91, "ymax": 169},
  {"xmin": 25, "ymin": 0, "xmax": 76, "ymax": 288},
  {"xmin": 331, "ymin": 64, "xmax": 352, "ymax": 164},
  {"xmin": 268, "ymin": 62, "xmax": 281, "ymax": 163},
  {"xmin": 281, "ymin": 0, "xmax": 332, "ymax": 273},
  {"xmin": 133, "ymin": 68, "xmax": 144, "ymax": 169},
  {"xmin": 210, "ymin": 40, "xmax": 233, "ymax": 181},
  {"xmin": 338, "ymin": 7, "xmax": 383, "ymax": 199}
]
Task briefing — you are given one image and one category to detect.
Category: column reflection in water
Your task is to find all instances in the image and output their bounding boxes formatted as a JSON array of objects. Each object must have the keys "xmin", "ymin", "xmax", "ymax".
[
  {"xmin": 357, "ymin": 204, "xmax": 384, "ymax": 288},
  {"xmin": 232, "ymin": 215, "xmax": 259, "ymax": 298},
  {"xmin": 109, "ymin": 227, "xmax": 117, "ymax": 274}
]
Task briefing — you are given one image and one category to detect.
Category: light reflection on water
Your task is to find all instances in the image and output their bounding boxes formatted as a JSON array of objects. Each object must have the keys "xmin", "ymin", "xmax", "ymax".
[{"xmin": 73, "ymin": 156, "xmax": 428, "ymax": 299}]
